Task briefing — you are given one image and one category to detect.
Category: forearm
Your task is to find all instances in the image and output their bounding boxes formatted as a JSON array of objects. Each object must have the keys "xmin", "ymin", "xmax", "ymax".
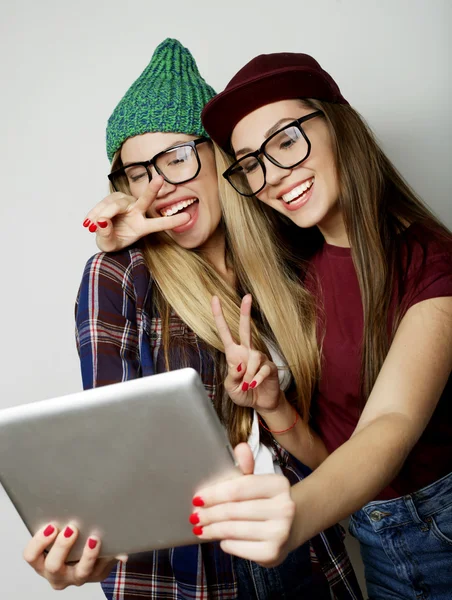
[
  {"xmin": 257, "ymin": 394, "xmax": 329, "ymax": 469},
  {"xmin": 286, "ymin": 412, "xmax": 413, "ymax": 551}
]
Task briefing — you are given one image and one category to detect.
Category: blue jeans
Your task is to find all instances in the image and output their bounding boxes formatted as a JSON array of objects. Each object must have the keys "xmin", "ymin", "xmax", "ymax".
[
  {"xmin": 349, "ymin": 471, "xmax": 452, "ymax": 599},
  {"xmin": 234, "ymin": 542, "xmax": 331, "ymax": 599}
]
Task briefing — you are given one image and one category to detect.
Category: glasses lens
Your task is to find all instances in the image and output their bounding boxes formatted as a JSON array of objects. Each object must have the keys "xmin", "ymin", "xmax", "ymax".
[
  {"xmin": 109, "ymin": 167, "xmax": 137, "ymax": 192},
  {"xmin": 228, "ymin": 156, "xmax": 264, "ymax": 195},
  {"xmin": 265, "ymin": 125, "xmax": 308, "ymax": 167},
  {"xmin": 119, "ymin": 165, "xmax": 150, "ymax": 194},
  {"xmin": 156, "ymin": 145, "xmax": 198, "ymax": 183}
]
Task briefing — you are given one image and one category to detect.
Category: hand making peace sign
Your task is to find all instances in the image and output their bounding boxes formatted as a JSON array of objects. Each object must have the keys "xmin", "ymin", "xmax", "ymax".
[
  {"xmin": 83, "ymin": 176, "xmax": 190, "ymax": 252},
  {"xmin": 211, "ymin": 294, "xmax": 281, "ymax": 413}
]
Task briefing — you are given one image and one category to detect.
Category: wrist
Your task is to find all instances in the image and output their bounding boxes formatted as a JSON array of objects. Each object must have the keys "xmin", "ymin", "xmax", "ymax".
[
  {"xmin": 257, "ymin": 394, "xmax": 300, "ymax": 435},
  {"xmin": 256, "ymin": 391, "xmax": 289, "ymax": 417}
]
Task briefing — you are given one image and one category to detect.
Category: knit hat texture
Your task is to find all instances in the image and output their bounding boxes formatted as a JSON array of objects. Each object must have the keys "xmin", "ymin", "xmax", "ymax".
[{"xmin": 106, "ymin": 38, "xmax": 216, "ymax": 162}]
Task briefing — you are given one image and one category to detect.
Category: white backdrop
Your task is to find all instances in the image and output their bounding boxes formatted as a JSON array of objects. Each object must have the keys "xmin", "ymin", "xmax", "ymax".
[{"xmin": 0, "ymin": 1, "xmax": 450, "ymax": 597}]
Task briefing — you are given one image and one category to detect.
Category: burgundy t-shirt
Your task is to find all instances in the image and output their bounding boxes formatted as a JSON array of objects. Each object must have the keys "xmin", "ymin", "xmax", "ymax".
[{"xmin": 308, "ymin": 224, "xmax": 452, "ymax": 500}]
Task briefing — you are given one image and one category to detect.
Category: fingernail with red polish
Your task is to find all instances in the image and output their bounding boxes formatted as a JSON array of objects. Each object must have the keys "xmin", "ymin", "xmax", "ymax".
[
  {"xmin": 237, "ymin": 363, "xmax": 242, "ymax": 373},
  {"xmin": 192, "ymin": 526, "xmax": 203, "ymax": 536},
  {"xmin": 88, "ymin": 538, "xmax": 98, "ymax": 550},
  {"xmin": 242, "ymin": 382, "xmax": 249, "ymax": 392},
  {"xmin": 192, "ymin": 496, "xmax": 205, "ymax": 507},
  {"xmin": 43, "ymin": 524, "xmax": 55, "ymax": 537},
  {"xmin": 83, "ymin": 219, "xmax": 90, "ymax": 228},
  {"xmin": 64, "ymin": 526, "xmax": 74, "ymax": 538},
  {"xmin": 97, "ymin": 221, "xmax": 108, "ymax": 229},
  {"xmin": 189, "ymin": 513, "xmax": 200, "ymax": 525},
  {"xmin": 250, "ymin": 380, "xmax": 257, "ymax": 389},
  {"xmin": 88, "ymin": 223, "xmax": 97, "ymax": 233}
]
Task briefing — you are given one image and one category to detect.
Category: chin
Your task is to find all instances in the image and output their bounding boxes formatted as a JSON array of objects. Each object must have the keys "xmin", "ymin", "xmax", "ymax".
[{"xmin": 171, "ymin": 233, "xmax": 207, "ymax": 251}]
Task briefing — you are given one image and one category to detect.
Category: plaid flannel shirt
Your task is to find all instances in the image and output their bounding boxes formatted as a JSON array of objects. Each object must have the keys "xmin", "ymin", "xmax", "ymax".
[{"xmin": 75, "ymin": 248, "xmax": 363, "ymax": 600}]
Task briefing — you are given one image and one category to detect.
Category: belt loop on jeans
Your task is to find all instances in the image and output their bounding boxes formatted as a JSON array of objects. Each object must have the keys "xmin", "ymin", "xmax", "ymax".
[{"xmin": 403, "ymin": 494, "xmax": 423, "ymax": 525}]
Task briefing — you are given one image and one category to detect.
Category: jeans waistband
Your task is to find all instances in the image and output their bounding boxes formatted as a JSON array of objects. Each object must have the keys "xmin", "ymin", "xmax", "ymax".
[{"xmin": 353, "ymin": 471, "xmax": 452, "ymax": 532}]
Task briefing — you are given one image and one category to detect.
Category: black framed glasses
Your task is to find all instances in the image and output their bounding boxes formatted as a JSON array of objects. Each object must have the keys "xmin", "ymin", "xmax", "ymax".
[
  {"xmin": 108, "ymin": 137, "xmax": 209, "ymax": 193},
  {"xmin": 223, "ymin": 111, "xmax": 323, "ymax": 196}
]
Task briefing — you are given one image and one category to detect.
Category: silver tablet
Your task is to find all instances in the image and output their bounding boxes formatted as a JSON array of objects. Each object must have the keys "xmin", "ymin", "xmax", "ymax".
[{"xmin": 0, "ymin": 368, "xmax": 239, "ymax": 561}]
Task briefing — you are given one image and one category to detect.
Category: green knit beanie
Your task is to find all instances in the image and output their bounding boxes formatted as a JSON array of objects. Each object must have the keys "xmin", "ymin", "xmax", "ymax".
[{"xmin": 106, "ymin": 38, "xmax": 216, "ymax": 162}]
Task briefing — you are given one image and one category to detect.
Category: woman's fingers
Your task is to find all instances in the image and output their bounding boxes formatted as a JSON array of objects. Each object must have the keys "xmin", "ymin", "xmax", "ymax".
[
  {"xmin": 190, "ymin": 468, "xmax": 294, "ymax": 568},
  {"xmin": 241, "ymin": 350, "xmax": 266, "ymax": 385},
  {"xmin": 134, "ymin": 176, "xmax": 164, "ymax": 213},
  {"xmin": 23, "ymin": 523, "xmax": 58, "ymax": 574},
  {"xmin": 94, "ymin": 219, "xmax": 120, "ymax": 252},
  {"xmin": 85, "ymin": 193, "xmax": 135, "ymax": 226},
  {"xmin": 72, "ymin": 536, "xmax": 102, "ymax": 584},
  {"xmin": 44, "ymin": 524, "xmax": 79, "ymax": 576},
  {"xmin": 234, "ymin": 442, "xmax": 254, "ymax": 475},
  {"xmin": 239, "ymin": 295, "xmax": 252, "ymax": 348},
  {"xmin": 197, "ymin": 518, "xmax": 289, "ymax": 542},
  {"xmin": 248, "ymin": 361, "xmax": 277, "ymax": 389},
  {"xmin": 194, "ymin": 497, "xmax": 293, "ymax": 525},
  {"xmin": 144, "ymin": 212, "xmax": 190, "ymax": 235},
  {"xmin": 195, "ymin": 472, "xmax": 291, "ymax": 507},
  {"xmin": 211, "ymin": 296, "xmax": 236, "ymax": 351},
  {"xmin": 23, "ymin": 524, "xmax": 117, "ymax": 589}
]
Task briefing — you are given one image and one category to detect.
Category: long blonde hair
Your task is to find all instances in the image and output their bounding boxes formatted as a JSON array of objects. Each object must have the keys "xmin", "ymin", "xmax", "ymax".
[
  {"xmin": 110, "ymin": 146, "xmax": 320, "ymax": 445},
  {"xmin": 215, "ymin": 146, "xmax": 321, "ymax": 421}
]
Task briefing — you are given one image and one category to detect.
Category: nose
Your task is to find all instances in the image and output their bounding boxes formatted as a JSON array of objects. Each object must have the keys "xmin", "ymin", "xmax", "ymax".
[
  {"xmin": 150, "ymin": 166, "xmax": 177, "ymax": 197},
  {"xmin": 262, "ymin": 156, "xmax": 291, "ymax": 188},
  {"xmin": 156, "ymin": 178, "xmax": 177, "ymax": 197}
]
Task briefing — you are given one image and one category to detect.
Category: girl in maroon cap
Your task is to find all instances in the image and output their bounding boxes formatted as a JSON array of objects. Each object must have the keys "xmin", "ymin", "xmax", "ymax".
[{"xmin": 193, "ymin": 52, "xmax": 452, "ymax": 600}]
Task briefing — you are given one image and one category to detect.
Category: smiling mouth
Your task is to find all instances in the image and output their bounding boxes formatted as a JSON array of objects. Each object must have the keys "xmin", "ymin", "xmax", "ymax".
[
  {"xmin": 160, "ymin": 198, "xmax": 198, "ymax": 217},
  {"xmin": 281, "ymin": 178, "xmax": 314, "ymax": 204}
]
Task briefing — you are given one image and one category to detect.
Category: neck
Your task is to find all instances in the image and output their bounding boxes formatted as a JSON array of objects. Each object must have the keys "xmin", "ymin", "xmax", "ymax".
[
  {"xmin": 199, "ymin": 225, "xmax": 235, "ymax": 287},
  {"xmin": 318, "ymin": 208, "xmax": 350, "ymax": 248}
]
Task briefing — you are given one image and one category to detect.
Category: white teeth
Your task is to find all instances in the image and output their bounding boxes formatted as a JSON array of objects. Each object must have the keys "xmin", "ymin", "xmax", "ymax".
[
  {"xmin": 281, "ymin": 178, "xmax": 314, "ymax": 203},
  {"xmin": 160, "ymin": 198, "xmax": 197, "ymax": 217}
]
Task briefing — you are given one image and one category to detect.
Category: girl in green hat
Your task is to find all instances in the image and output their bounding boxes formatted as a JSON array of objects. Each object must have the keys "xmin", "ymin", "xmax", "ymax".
[{"xmin": 22, "ymin": 40, "xmax": 363, "ymax": 600}]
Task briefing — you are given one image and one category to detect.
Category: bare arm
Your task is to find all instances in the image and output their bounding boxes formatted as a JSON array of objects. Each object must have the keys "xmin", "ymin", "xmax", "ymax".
[
  {"xmin": 287, "ymin": 296, "xmax": 452, "ymax": 549},
  {"xmin": 194, "ymin": 296, "xmax": 452, "ymax": 566}
]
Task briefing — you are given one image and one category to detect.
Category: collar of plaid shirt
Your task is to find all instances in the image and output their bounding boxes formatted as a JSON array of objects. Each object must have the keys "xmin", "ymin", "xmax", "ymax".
[{"xmin": 75, "ymin": 248, "xmax": 363, "ymax": 600}]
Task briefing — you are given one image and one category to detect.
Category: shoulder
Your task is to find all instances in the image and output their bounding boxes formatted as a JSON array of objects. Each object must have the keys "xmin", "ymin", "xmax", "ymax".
[
  {"xmin": 397, "ymin": 222, "xmax": 452, "ymax": 309},
  {"xmin": 402, "ymin": 222, "xmax": 452, "ymax": 269},
  {"xmin": 81, "ymin": 247, "xmax": 151, "ymax": 293},
  {"xmin": 83, "ymin": 247, "xmax": 148, "ymax": 280}
]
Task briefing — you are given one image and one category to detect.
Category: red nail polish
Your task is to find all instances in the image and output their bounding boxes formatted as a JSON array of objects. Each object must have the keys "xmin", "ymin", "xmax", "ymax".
[
  {"xmin": 237, "ymin": 363, "xmax": 242, "ymax": 373},
  {"xmin": 97, "ymin": 221, "xmax": 108, "ymax": 228},
  {"xmin": 88, "ymin": 538, "xmax": 98, "ymax": 550},
  {"xmin": 83, "ymin": 219, "xmax": 90, "ymax": 228},
  {"xmin": 189, "ymin": 513, "xmax": 200, "ymax": 525},
  {"xmin": 43, "ymin": 525, "xmax": 55, "ymax": 537},
  {"xmin": 192, "ymin": 496, "xmax": 205, "ymax": 507},
  {"xmin": 88, "ymin": 223, "xmax": 97, "ymax": 233},
  {"xmin": 250, "ymin": 380, "xmax": 257, "ymax": 389},
  {"xmin": 242, "ymin": 382, "xmax": 249, "ymax": 392},
  {"xmin": 64, "ymin": 526, "xmax": 74, "ymax": 538},
  {"xmin": 192, "ymin": 526, "xmax": 203, "ymax": 536}
]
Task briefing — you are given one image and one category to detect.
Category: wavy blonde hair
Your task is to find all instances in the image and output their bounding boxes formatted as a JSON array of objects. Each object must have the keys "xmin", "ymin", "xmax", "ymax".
[
  {"xmin": 214, "ymin": 146, "xmax": 321, "ymax": 421},
  {"xmin": 110, "ymin": 143, "xmax": 321, "ymax": 443}
]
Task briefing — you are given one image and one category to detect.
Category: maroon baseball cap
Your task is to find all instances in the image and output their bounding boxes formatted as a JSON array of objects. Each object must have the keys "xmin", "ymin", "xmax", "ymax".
[{"xmin": 202, "ymin": 51, "xmax": 348, "ymax": 151}]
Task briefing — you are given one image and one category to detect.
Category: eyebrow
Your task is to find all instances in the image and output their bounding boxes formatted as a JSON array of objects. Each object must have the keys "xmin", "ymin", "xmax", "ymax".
[
  {"xmin": 122, "ymin": 139, "xmax": 189, "ymax": 166},
  {"xmin": 235, "ymin": 118, "xmax": 299, "ymax": 158}
]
